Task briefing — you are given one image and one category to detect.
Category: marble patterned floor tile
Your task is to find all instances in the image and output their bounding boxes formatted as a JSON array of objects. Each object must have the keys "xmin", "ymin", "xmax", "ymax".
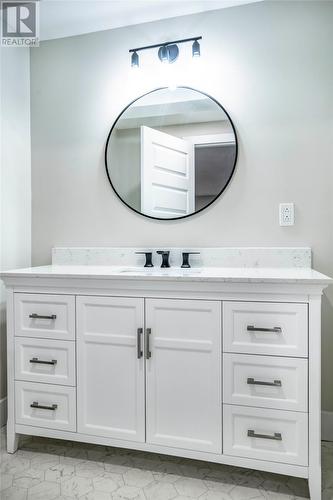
[
  {"xmin": 27, "ymin": 480, "xmax": 61, "ymax": 500},
  {"xmin": 80, "ymin": 491, "xmax": 113, "ymax": 500},
  {"xmin": 93, "ymin": 474, "xmax": 123, "ymax": 493},
  {"xmin": 1, "ymin": 485, "xmax": 28, "ymax": 500},
  {"xmin": 0, "ymin": 472, "xmax": 13, "ymax": 490},
  {"xmin": 203, "ymin": 479, "xmax": 235, "ymax": 494},
  {"xmin": 1, "ymin": 428, "xmax": 333, "ymax": 499},
  {"xmin": 152, "ymin": 471, "xmax": 182, "ymax": 484},
  {"xmin": 29, "ymin": 452, "xmax": 61, "ymax": 471},
  {"xmin": 174, "ymin": 477, "xmax": 208, "ymax": 497},
  {"xmin": 111, "ymin": 484, "xmax": 145, "ymax": 499},
  {"xmin": 123, "ymin": 468, "xmax": 155, "ymax": 488},
  {"xmin": 143, "ymin": 480, "xmax": 178, "ymax": 500},
  {"xmin": 45, "ymin": 463, "xmax": 76, "ymax": 483},
  {"xmin": 0, "ymin": 456, "xmax": 31, "ymax": 475},
  {"xmin": 75, "ymin": 461, "xmax": 106, "ymax": 479},
  {"xmin": 61, "ymin": 476, "xmax": 94, "ymax": 497}
]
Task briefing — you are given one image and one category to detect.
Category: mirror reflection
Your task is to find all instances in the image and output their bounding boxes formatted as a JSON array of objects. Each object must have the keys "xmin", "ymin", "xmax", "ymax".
[{"xmin": 105, "ymin": 87, "xmax": 237, "ymax": 219}]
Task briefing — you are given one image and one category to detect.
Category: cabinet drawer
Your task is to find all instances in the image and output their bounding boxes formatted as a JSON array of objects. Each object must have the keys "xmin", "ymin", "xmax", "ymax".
[
  {"xmin": 223, "ymin": 353, "xmax": 308, "ymax": 411},
  {"xmin": 15, "ymin": 338, "xmax": 76, "ymax": 386},
  {"xmin": 15, "ymin": 381, "xmax": 76, "ymax": 431},
  {"xmin": 14, "ymin": 293, "xmax": 75, "ymax": 340},
  {"xmin": 223, "ymin": 301, "xmax": 308, "ymax": 357},
  {"xmin": 223, "ymin": 405, "xmax": 308, "ymax": 466}
]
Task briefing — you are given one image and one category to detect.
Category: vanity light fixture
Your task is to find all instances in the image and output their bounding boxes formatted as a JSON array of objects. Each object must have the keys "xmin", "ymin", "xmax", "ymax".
[
  {"xmin": 192, "ymin": 39, "xmax": 200, "ymax": 57},
  {"xmin": 158, "ymin": 44, "xmax": 179, "ymax": 64},
  {"xmin": 129, "ymin": 36, "xmax": 202, "ymax": 68},
  {"xmin": 158, "ymin": 44, "xmax": 168, "ymax": 63},
  {"xmin": 131, "ymin": 50, "xmax": 139, "ymax": 68}
]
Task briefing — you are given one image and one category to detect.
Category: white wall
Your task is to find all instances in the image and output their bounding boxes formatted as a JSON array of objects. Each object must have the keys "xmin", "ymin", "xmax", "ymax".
[
  {"xmin": 0, "ymin": 47, "xmax": 31, "ymax": 418},
  {"xmin": 30, "ymin": 1, "xmax": 333, "ymax": 411}
]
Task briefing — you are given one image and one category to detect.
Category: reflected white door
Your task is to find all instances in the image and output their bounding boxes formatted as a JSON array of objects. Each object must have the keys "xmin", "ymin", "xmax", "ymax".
[{"xmin": 141, "ymin": 126, "xmax": 194, "ymax": 217}]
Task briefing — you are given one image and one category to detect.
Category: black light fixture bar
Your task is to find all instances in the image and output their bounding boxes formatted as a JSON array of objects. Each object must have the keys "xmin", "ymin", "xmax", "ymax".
[{"xmin": 129, "ymin": 36, "xmax": 202, "ymax": 54}]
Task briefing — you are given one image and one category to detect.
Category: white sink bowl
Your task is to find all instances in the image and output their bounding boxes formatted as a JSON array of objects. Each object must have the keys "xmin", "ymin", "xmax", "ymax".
[{"xmin": 119, "ymin": 267, "xmax": 202, "ymax": 275}]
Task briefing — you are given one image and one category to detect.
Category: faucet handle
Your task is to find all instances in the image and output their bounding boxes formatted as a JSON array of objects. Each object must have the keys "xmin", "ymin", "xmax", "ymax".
[
  {"xmin": 135, "ymin": 252, "xmax": 153, "ymax": 268},
  {"xmin": 156, "ymin": 251, "xmax": 170, "ymax": 268},
  {"xmin": 181, "ymin": 252, "xmax": 200, "ymax": 269}
]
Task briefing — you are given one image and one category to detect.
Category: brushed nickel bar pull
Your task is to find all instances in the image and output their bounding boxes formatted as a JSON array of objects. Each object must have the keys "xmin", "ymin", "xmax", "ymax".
[
  {"xmin": 247, "ymin": 377, "xmax": 282, "ymax": 387},
  {"xmin": 29, "ymin": 357, "xmax": 57, "ymax": 366},
  {"xmin": 145, "ymin": 328, "xmax": 152, "ymax": 359},
  {"xmin": 247, "ymin": 325, "xmax": 282, "ymax": 333},
  {"xmin": 137, "ymin": 328, "xmax": 143, "ymax": 359},
  {"xmin": 29, "ymin": 313, "xmax": 57, "ymax": 320},
  {"xmin": 247, "ymin": 429, "xmax": 282, "ymax": 441},
  {"xmin": 30, "ymin": 401, "xmax": 58, "ymax": 411}
]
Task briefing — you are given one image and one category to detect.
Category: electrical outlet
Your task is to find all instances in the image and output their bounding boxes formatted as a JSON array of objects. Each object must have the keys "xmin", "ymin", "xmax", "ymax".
[{"xmin": 279, "ymin": 203, "xmax": 294, "ymax": 226}]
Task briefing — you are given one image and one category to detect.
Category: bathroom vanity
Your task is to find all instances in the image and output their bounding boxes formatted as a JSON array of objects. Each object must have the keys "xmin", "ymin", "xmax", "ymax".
[{"xmin": 2, "ymin": 247, "xmax": 331, "ymax": 500}]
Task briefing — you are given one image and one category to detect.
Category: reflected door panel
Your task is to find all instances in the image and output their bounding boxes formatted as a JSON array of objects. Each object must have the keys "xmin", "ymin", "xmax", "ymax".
[{"xmin": 141, "ymin": 126, "xmax": 194, "ymax": 218}]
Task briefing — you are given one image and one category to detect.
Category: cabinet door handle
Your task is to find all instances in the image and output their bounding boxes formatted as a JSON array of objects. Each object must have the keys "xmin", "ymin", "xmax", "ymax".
[
  {"xmin": 29, "ymin": 313, "xmax": 57, "ymax": 320},
  {"xmin": 29, "ymin": 357, "xmax": 57, "ymax": 366},
  {"xmin": 137, "ymin": 328, "xmax": 143, "ymax": 359},
  {"xmin": 247, "ymin": 378, "xmax": 282, "ymax": 387},
  {"xmin": 30, "ymin": 401, "xmax": 58, "ymax": 411},
  {"xmin": 145, "ymin": 328, "xmax": 152, "ymax": 359},
  {"xmin": 247, "ymin": 325, "xmax": 282, "ymax": 333},
  {"xmin": 247, "ymin": 429, "xmax": 282, "ymax": 441}
]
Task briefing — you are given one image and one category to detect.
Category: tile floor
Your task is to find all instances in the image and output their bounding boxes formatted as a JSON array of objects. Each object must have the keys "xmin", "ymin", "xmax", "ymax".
[{"xmin": 0, "ymin": 428, "xmax": 332, "ymax": 499}]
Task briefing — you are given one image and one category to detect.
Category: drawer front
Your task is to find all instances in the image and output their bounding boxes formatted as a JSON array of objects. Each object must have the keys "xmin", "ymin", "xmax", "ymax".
[
  {"xmin": 223, "ymin": 301, "xmax": 308, "ymax": 357},
  {"xmin": 223, "ymin": 405, "xmax": 308, "ymax": 466},
  {"xmin": 223, "ymin": 353, "xmax": 308, "ymax": 411},
  {"xmin": 14, "ymin": 293, "xmax": 75, "ymax": 340},
  {"xmin": 15, "ymin": 338, "xmax": 76, "ymax": 386},
  {"xmin": 15, "ymin": 381, "xmax": 76, "ymax": 431}
]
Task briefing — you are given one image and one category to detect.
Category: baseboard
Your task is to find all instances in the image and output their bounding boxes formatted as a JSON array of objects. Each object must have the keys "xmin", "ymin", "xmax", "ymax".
[
  {"xmin": 322, "ymin": 410, "xmax": 333, "ymax": 441},
  {"xmin": 0, "ymin": 397, "xmax": 7, "ymax": 428}
]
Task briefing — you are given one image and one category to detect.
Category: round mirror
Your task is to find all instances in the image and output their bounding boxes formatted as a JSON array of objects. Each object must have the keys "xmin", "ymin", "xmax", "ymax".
[{"xmin": 105, "ymin": 87, "xmax": 237, "ymax": 220}]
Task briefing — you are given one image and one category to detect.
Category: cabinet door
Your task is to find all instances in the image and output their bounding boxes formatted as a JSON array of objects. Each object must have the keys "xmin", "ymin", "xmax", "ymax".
[
  {"xmin": 146, "ymin": 299, "xmax": 221, "ymax": 453},
  {"xmin": 77, "ymin": 296, "xmax": 145, "ymax": 442}
]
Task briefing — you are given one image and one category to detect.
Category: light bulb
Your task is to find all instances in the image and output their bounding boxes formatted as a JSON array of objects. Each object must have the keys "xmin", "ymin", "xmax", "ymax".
[
  {"xmin": 192, "ymin": 40, "xmax": 200, "ymax": 58},
  {"xmin": 131, "ymin": 51, "xmax": 139, "ymax": 68}
]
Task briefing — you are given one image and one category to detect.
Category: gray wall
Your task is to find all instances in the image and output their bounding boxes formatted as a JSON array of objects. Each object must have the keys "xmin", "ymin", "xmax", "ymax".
[
  {"xmin": 30, "ymin": 2, "xmax": 333, "ymax": 411},
  {"xmin": 0, "ymin": 47, "xmax": 31, "ymax": 406},
  {"xmin": 109, "ymin": 128, "xmax": 141, "ymax": 211}
]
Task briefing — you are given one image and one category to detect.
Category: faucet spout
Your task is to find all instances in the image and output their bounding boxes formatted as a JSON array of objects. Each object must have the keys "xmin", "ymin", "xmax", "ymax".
[{"xmin": 156, "ymin": 251, "xmax": 170, "ymax": 268}]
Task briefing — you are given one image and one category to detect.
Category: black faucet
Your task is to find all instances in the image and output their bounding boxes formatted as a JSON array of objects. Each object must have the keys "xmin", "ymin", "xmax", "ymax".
[
  {"xmin": 156, "ymin": 251, "xmax": 170, "ymax": 268},
  {"xmin": 181, "ymin": 252, "xmax": 200, "ymax": 268},
  {"xmin": 135, "ymin": 252, "xmax": 153, "ymax": 267}
]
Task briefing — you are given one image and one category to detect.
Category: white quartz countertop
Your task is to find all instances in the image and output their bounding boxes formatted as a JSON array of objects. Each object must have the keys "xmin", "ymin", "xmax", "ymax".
[{"xmin": 1, "ymin": 265, "xmax": 332, "ymax": 285}]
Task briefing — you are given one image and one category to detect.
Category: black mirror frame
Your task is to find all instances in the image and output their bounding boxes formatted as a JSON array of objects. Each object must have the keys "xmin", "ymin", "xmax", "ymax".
[{"xmin": 105, "ymin": 86, "xmax": 238, "ymax": 221}]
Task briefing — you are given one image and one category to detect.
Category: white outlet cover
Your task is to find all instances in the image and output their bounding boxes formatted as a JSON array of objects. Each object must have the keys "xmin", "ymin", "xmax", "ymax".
[{"xmin": 279, "ymin": 203, "xmax": 295, "ymax": 226}]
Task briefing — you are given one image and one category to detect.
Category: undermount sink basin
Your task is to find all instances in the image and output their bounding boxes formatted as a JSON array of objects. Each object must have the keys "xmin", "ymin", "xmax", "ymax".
[
  {"xmin": 119, "ymin": 267, "xmax": 202, "ymax": 275},
  {"xmin": 119, "ymin": 267, "xmax": 147, "ymax": 273},
  {"xmin": 119, "ymin": 268, "xmax": 154, "ymax": 274}
]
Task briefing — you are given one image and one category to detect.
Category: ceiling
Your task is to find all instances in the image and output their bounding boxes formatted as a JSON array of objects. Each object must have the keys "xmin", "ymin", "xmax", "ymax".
[
  {"xmin": 39, "ymin": 0, "xmax": 263, "ymax": 41},
  {"xmin": 117, "ymin": 88, "xmax": 228, "ymax": 129}
]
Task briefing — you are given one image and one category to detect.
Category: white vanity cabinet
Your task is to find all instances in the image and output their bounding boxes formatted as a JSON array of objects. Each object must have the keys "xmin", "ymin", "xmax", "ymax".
[
  {"xmin": 2, "ymin": 263, "xmax": 331, "ymax": 500},
  {"xmin": 14, "ymin": 293, "xmax": 75, "ymax": 340},
  {"xmin": 222, "ymin": 301, "xmax": 309, "ymax": 467},
  {"xmin": 76, "ymin": 296, "xmax": 221, "ymax": 453},
  {"xmin": 145, "ymin": 298, "xmax": 221, "ymax": 453},
  {"xmin": 76, "ymin": 296, "xmax": 145, "ymax": 442}
]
